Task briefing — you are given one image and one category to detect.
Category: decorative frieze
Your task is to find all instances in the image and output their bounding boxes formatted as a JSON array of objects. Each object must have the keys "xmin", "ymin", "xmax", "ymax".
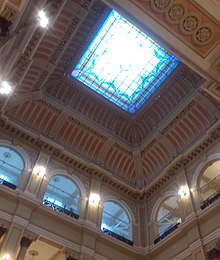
[
  {"xmin": 133, "ymin": 0, "xmax": 220, "ymax": 56},
  {"xmin": 165, "ymin": 3, "xmax": 186, "ymax": 24},
  {"xmin": 0, "ymin": 119, "xmax": 219, "ymax": 201},
  {"xmin": 150, "ymin": 0, "xmax": 213, "ymax": 46}
]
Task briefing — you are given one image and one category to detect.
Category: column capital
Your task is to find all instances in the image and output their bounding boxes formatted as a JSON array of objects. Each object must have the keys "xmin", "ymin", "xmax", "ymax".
[
  {"xmin": 23, "ymin": 231, "xmax": 38, "ymax": 241},
  {"xmin": 63, "ymin": 248, "xmax": 78, "ymax": 260},
  {"xmin": 66, "ymin": 257, "xmax": 77, "ymax": 260},
  {"xmin": 205, "ymin": 237, "xmax": 220, "ymax": 260},
  {"xmin": 20, "ymin": 237, "xmax": 33, "ymax": 249},
  {"xmin": 0, "ymin": 226, "xmax": 7, "ymax": 238},
  {"xmin": 207, "ymin": 248, "xmax": 220, "ymax": 259},
  {"xmin": 16, "ymin": 236, "xmax": 35, "ymax": 260}
]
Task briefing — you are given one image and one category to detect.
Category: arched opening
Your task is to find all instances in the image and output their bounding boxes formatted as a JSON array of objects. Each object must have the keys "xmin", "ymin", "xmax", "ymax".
[
  {"xmin": 0, "ymin": 146, "xmax": 24, "ymax": 187},
  {"xmin": 155, "ymin": 196, "xmax": 181, "ymax": 243},
  {"xmin": 199, "ymin": 160, "xmax": 220, "ymax": 201},
  {"xmin": 101, "ymin": 201, "xmax": 133, "ymax": 245},
  {"xmin": 43, "ymin": 175, "xmax": 81, "ymax": 219}
]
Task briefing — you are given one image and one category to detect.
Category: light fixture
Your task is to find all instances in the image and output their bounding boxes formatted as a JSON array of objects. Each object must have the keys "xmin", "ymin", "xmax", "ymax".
[
  {"xmin": 29, "ymin": 250, "xmax": 39, "ymax": 260},
  {"xmin": 33, "ymin": 165, "xmax": 46, "ymax": 177},
  {"xmin": 89, "ymin": 193, "xmax": 100, "ymax": 206},
  {"xmin": 178, "ymin": 186, "xmax": 190, "ymax": 198},
  {"xmin": 38, "ymin": 10, "xmax": 49, "ymax": 28},
  {"xmin": 0, "ymin": 81, "xmax": 12, "ymax": 95},
  {"xmin": 2, "ymin": 254, "xmax": 10, "ymax": 260}
]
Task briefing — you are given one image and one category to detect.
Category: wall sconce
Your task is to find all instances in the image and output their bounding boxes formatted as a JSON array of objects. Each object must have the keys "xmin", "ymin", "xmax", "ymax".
[
  {"xmin": 178, "ymin": 186, "xmax": 190, "ymax": 198},
  {"xmin": 89, "ymin": 193, "xmax": 100, "ymax": 206},
  {"xmin": 33, "ymin": 165, "xmax": 46, "ymax": 177}
]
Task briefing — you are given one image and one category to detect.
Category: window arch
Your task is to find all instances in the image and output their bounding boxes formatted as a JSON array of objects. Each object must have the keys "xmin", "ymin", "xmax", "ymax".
[
  {"xmin": 43, "ymin": 175, "xmax": 81, "ymax": 219},
  {"xmin": 199, "ymin": 160, "xmax": 220, "ymax": 202},
  {"xmin": 156, "ymin": 196, "xmax": 181, "ymax": 237},
  {"xmin": 101, "ymin": 200, "xmax": 133, "ymax": 244},
  {"xmin": 0, "ymin": 146, "xmax": 24, "ymax": 186}
]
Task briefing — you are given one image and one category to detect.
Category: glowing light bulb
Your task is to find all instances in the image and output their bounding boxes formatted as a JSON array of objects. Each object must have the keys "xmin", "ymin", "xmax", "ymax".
[
  {"xmin": 38, "ymin": 10, "xmax": 49, "ymax": 28},
  {"xmin": 178, "ymin": 186, "xmax": 189, "ymax": 198},
  {"xmin": 3, "ymin": 253, "xmax": 10, "ymax": 260},
  {"xmin": 89, "ymin": 193, "xmax": 100, "ymax": 206},
  {"xmin": 0, "ymin": 81, "xmax": 12, "ymax": 95},
  {"xmin": 33, "ymin": 165, "xmax": 46, "ymax": 177}
]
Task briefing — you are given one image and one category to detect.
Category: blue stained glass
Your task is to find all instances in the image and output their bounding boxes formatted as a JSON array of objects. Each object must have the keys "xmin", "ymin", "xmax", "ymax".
[{"xmin": 72, "ymin": 10, "xmax": 179, "ymax": 113}]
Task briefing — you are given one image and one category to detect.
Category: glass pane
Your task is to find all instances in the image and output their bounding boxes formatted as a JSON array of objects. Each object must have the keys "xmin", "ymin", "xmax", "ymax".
[
  {"xmin": 0, "ymin": 146, "xmax": 24, "ymax": 185},
  {"xmin": 72, "ymin": 10, "xmax": 179, "ymax": 113},
  {"xmin": 157, "ymin": 196, "xmax": 181, "ymax": 236},
  {"xmin": 43, "ymin": 175, "xmax": 81, "ymax": 214},
  {"xmin": 101, "ymin": 201, "xmax": 132, "ymax": 240},
  {"xmin": 199, "ymin": 160, "xmax": 220, "ymax": 201}
]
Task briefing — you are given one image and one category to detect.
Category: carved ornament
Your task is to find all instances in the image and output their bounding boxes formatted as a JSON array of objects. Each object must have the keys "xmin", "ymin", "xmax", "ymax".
[{"xmin": 132, "ymin": 0, "xmax": 220, "ymax": 57}]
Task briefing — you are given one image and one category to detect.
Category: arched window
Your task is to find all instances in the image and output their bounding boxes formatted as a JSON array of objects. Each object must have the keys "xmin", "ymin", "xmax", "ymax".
[
  {"xmin": 0, "ymin": 146, "xmax": 24, "ymax": 186},
  {"xmin": 101, "ymin": 201, "xmax": 132, "ymax": 245},
  {"xmin": 156, "ymin": 196, "xmax": 181, "ymax": 237},
  {"xmin": 199, "ymin": 160, "xmax": 220, "ymax": 202},
  {"xmin": 43, "ymin": 175, "xmax": 81, "ymax": 219}
]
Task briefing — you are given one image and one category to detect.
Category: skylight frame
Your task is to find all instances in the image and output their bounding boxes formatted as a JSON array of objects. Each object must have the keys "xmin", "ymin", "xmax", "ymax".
[{"xmin": 72, "ymin": 10, "xmax": 179, "ymax": 113}]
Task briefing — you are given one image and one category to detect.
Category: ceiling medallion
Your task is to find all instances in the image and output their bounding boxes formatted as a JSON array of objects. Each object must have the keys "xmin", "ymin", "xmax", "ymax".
[{"xmin": 29, "ymin": 250, "xmax": 39, "ymax": 259}]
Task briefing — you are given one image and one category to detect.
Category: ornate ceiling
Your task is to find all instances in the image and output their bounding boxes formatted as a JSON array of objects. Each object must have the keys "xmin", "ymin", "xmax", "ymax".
[{"xmin": 0, "ymin": 0, "xmax": 220, "ymax": 197}]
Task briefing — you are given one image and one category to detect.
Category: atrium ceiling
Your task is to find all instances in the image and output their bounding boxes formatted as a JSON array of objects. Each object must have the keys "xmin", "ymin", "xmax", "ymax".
[{"xmin": 0, "ymin": 0, "xmax": 220, "ymax": 197}]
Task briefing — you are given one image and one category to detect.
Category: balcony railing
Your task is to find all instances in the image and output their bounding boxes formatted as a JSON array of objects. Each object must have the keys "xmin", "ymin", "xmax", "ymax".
[
  {"xmin": 154, "ymin": 222, "xmax": 180, "ymax": 244},
  {"xmin": 102, "ymin": 228, "xmax": 133, "ymax": 246},
  {"xmin": 200, "ymin": 191, "xmax": 220, "ymax": 210},
  {"xmin": 0, "ymin": 177, "xmax": 16, "ymax": 190},
  {"xmin": 42, "ymin": 199, "xmax": 79, "ymax": 219}
]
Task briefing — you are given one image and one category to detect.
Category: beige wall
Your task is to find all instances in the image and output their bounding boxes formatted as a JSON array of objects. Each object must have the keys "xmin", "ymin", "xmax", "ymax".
[{"xmin": 0, "ymin": 132, "xmax": 219, "ymax": 259}]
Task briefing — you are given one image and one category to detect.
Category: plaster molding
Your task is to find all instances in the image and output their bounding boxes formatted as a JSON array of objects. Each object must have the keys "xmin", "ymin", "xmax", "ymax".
[
  {"xmin": 131, "ymin": 0, "xmax": 220, "ymax": 57},
  {"xmin": 12, "ymin": 215, "xmax": 29, "ymax": 227},
  {"xmin": 0, "ymin": 209, "xmax": 13, "ymax": 222},
  {"xmin": 27, "ymin": 223, "xmax": 81, "ymax": 252}
]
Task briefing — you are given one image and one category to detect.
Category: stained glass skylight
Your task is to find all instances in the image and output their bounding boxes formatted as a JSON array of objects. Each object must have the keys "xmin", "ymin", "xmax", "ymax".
[{"xmin": 72, "ymin": 10, "xmax": 179, "ymax": 113}]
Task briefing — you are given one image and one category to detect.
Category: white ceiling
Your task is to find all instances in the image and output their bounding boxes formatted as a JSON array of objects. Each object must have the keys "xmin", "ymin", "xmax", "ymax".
[{"xmin": 25, "ymin": 239, "xmax": 64, "ymax": 260}]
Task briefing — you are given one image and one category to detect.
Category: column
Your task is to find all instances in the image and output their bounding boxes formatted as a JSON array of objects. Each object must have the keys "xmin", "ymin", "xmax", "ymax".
[
  {"xmin": 16, "ymin": 237, "xmax": 33, "ymax": 260},
  {"xmin": 176, "ymin": 168, "xmax": 194, "ymax": 219},
  {"xmin": 25, "ymin": 153, "xmax": 50, "ymax": 196},
  {"xmin": 86, "ymin": 177, "xmax": 101, "ymax": 225},
  {"xmin": 1, "ymin": 224, "xmax": 23, "ymax": 259}
]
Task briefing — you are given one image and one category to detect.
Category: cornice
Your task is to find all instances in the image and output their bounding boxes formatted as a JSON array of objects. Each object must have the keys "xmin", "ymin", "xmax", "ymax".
[
  {"xmin": 0, "ymin": 118, "xmax": 219, "ymax": 201},
  {"xmin": 129, "ymin": 0, "xmax": 220, "ymax": 57}
]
